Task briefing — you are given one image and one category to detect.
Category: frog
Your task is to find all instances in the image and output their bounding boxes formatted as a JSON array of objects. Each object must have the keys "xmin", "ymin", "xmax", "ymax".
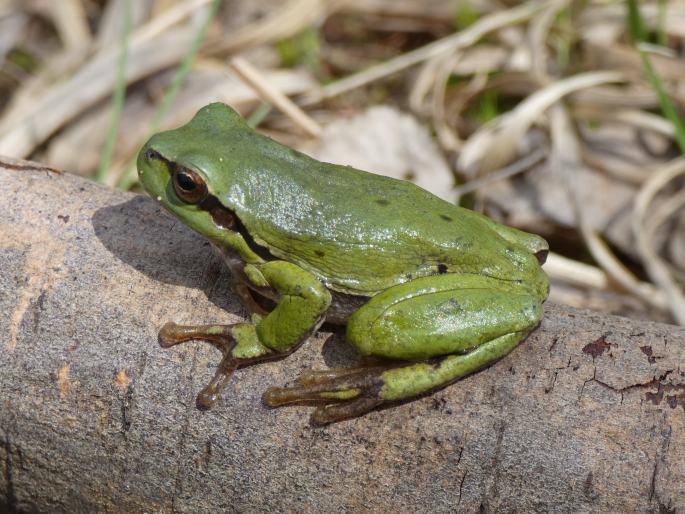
[{"xmin": 137, "ymin": 102, "xmax": 549, "ymax": 425}]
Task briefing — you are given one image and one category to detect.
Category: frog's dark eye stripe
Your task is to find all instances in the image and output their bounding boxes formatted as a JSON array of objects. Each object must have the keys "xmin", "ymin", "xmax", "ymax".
[{"xmin": 172, "ymin": 166, "xmax": 208, "ymax": 204}]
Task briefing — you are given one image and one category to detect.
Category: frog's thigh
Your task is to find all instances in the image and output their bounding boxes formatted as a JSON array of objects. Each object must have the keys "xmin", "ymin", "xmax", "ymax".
[{"xmin": 347, "ymin": 274, "xmax": 542, "ymax": 361}]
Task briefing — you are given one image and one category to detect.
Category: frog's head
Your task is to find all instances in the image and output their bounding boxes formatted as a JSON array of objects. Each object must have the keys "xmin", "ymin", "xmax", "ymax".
[{"xmin": 137, "ymin": 103, "xmax": 249, "ymax": 242}]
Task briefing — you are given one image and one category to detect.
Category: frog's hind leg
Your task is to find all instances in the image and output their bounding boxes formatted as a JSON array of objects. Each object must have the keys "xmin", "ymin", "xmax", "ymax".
[
  {"xmin": 264, "ymin": 273, "xmax": 543, "ymax": 424},
  {"xmin": 264, "ymin": 331, "xmax": 527, "ymax": 425}
]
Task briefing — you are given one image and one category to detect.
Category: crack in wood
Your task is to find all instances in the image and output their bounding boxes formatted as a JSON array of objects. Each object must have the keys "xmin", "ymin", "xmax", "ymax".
[
  {"xmin": 0, "ymin": 159, "xmax": 61, "ymax": 174},
  {"xmin": 650, "ymin": 424, "xmax": 673, "ymax": 506},
  {"xmin": 170, "ymin": 349, "xmax": 199, "ymax": 512},
  {"xmin": 483, "ymin": 421, "xmax": 506, "ymax": 507},
  {"xmin": 2, "ymin": 432, "xmax": 17, "ymax": 512},
  {"xmin": 587, "ymin": 370, "xmax": 685, "ymax": 412},
  {"xmin": 458, "ymin": 470, "xmax": 467, "ymax": 506}
]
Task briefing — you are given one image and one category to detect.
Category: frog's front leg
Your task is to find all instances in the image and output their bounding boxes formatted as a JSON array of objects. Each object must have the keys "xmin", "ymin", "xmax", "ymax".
[
  {"xmin": 160, "ymin": 260, "xmax": 331, "ymax": 410},
  {"xmin": 264, "ymin": 274, "xmax": 543, "ymax": 425}
]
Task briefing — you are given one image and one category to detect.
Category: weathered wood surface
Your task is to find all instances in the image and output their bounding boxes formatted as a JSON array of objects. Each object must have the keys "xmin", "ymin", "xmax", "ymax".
[{"xmin": 1, "ymin": 158, "xmax": 684, "ymax": 513}]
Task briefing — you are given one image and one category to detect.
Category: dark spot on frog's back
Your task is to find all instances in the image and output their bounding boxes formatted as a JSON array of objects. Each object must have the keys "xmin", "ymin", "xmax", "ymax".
[
  {"xmin": 441, "ymin": 298, "xmax": 461, "ymax": 312},
  {"xmin": 315, "ymin": 250, "xmax": 325, "ymax": 258},
  {"xmin": 439, "ymin": 214, "xmax": 453, "ymax": 222},
  {"xmin": 375, "ymin": 198, "xmax": 390, "ymax": 206},
  {"xmin": 437, "ymin": 264, "xmax": 448, "ymax": 274}
]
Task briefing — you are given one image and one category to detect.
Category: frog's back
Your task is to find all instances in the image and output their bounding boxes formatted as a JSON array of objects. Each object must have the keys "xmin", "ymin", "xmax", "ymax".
[{"xmin": 223, "ymin": 130, "xmax": 543, "ymax": 296}]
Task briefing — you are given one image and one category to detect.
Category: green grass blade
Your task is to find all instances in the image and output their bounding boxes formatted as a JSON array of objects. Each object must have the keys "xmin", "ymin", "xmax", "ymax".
[
  {"xmin": 95, "ymin": 0, "xmax": 133, "ymax": 183},
  {"xmin": 657, "ymin": 0, "xmax": 667, "ymax": 46},
  {"xmin": 639, "ymin": 48, "xmax": 685, "ymax": 155},
  {"xmin": 118, "ymin": 0, "xmax": 222, "ymax": 190},
  {"xmin": 626, "ymin": 0, "xmax": 647, "ymax": 43},
  {"xmin": 246, "ymin": 102, "xmax": 272, "ymax": 128}
]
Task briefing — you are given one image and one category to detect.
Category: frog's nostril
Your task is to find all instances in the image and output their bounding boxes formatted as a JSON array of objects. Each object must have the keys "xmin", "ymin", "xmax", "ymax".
[
  {"xmin": 146, "ymin": 148, "xmax": 161, "ymax": 161},
  {"xmin": 535, "ymin": 249, "xmax": 548, "ymax": 265}
]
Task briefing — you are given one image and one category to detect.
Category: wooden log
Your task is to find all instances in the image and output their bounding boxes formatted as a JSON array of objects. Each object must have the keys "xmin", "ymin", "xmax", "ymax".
[{"xmin": 1, "ymin": 158, "xmax": 684, "ymax": 513}]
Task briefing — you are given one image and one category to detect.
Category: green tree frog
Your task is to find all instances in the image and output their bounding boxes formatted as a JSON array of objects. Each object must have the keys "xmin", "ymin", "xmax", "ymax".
[{"xmin": 137, "ymin": 103, "xmax": 549, "ymax": 425}]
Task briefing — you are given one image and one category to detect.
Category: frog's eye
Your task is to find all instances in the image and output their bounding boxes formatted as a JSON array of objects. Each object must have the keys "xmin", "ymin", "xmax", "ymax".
[{"xmin": 172, "ymin": 166, "xmax": 208, "ymax": 204}]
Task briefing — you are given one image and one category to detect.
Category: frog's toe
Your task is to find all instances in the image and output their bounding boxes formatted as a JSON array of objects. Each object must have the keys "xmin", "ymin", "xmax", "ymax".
[
  {"xmin": 157, "ymin": 322, "xmax": 236, "ymax": 351},
  {"xmin": 262, "ymin": 366, "xmax": 389, "ymax": 423},
  {"xmin": 293, "ymin": 365, "xmax": 387, "ymax": 386},
  {"xmin": 195, "ymin": 353, "xmax": 239, "ymax": 410},
  {"xmin": 311, "ymin": 398, "xmax": 383, "ymax": 425},
  {"xmin": 264, "ymin": 368, "xmax": 383, "ymax": 405},
  {"xmin": 158, "ymin": 321, "xmax": 188, "ymax": 348}
]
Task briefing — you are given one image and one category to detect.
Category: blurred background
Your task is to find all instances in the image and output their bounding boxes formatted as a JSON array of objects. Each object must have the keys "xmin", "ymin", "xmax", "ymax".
[{"xmin": 1, "ymin": 0, "xmax": 684, "ymax": 325}]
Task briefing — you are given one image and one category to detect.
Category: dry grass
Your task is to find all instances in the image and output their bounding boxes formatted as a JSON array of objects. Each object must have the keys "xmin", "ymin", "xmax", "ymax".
[{"xmin": 1, "ymin": 0, "xmax": 684, "ymax": 324}]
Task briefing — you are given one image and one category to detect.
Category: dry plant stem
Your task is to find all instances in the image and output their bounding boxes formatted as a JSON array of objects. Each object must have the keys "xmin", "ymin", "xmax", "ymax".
[
  {"xmin": 0, "ymin": 0, "xmax": 329, "ymax": 158},
  {"xmin": 529, "ymin": 0, "xmax": 570, "ymax": 84},
  {"xmin": 544, "ymin": 252, "xmax": 609, "ymax": 291},
  {"xmin": 453, "ymin": 147, "xmax": 546, "ymax": 200},
  {"xmin": 409, "ymin": 49, "xmax": 498, "ymax": 117},
  {"xmin": 49, "ymin": 0, "xmax": 91, "ymax": 51},
  {"xmin": 430, "ymin": 52, "xmax": 463, "ymax": 151},
  {"xmin": 2, "ymin": 1, "xmax": 206, "ymax": 126},
  {"xmin": 301, "ymin": 0, "xmax": 549, "ymax": 105},
  {"xmin": 409, "ymin": 56, "xmax": 443, "ymax": 114},
  {"xmin": 646, "ymin": 190, "xmax": 685, "ymax": 244},
  {"xmin": 579, "ymin": 145, "xmax": 652, "ymax": 185},
  {"xmin": 230, "ymin": 57, "xmax": 322, "ymax": 138},
  {"xmin": 339, "ymin": 0, "xmax": 456, "ymax": 20},
  {"xmin": 457, "ymin": 70, "xmax": 624, "ymax": 176},
  {"xmin": 548, "ymin": 104, "xmax": 667, "ymax": 312},
  {"xmin": 484, "ymin": 3, "xmax": 644, "ymax": 304},
  {"xmin": 205, "ymin": 0, "xmax": 336, "ymax": 56},
  {"xmin": 632, "ymin": 158, "xmax": 685, "ymax": 325},
  {"xmin": 579, "ymin": 2, "xmax": 682, "ymax": 33},
  {"xmin": 2, "ymin": 159, "xmax": 685, "ymax": 512},
  {"xmin": 133, "ymin": 0, "xmax": 212, "ymax": 44},
  {"xmin": 411, "ymin": 58, "xmax": 488, "ymax": 150},
  {"xmin": 645, "ymin": 190, "xmax": 685, "ymax": 284},
  {"xmin": 0, "ymin": 28, "xmax": 196, "ymax": 158},
  {"xmin": 602, "ymin": 43, "xmax": 685, "ymax": 84},
  {"xmin": 0, "ymin": 0, "xmax": 200, "ymax": 132},
  {"xmin": 572, "ymin": 104, "xmax": 679, "ymax": 185},
  {"xmin": 573, "ymin": 107, "xmax": 675, "ymax": 139}
]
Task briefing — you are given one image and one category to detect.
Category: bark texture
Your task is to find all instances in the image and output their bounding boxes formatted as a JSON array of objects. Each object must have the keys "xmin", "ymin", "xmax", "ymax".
[{"xmin": 1, "ymin": 159, "xmax": 684, "ymax": 513}]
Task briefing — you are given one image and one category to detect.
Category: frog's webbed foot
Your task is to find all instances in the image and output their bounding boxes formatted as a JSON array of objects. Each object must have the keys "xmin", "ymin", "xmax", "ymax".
[
  {"xmin": 263, "ymin": 365, "xmax": 391, "ymax": 425},
  {"xmin": 159, "ymin": 321, "xmax": 273, "ymax": 411}
]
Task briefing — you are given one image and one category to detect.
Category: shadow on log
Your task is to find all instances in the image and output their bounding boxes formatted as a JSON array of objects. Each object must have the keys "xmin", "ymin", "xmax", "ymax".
[{"xmin": 1, "ymin": 158, "xmax": 684, "ymax": 512}]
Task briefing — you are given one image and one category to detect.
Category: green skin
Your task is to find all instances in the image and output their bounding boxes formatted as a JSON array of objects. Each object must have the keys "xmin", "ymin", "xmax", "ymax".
[{"xmin": 137, "ymin": 103, "xmax": 549, "ymax": 425}]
